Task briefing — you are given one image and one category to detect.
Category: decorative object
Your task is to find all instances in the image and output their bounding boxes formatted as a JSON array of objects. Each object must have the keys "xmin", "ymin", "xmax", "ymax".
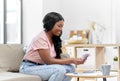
[
  {"xmin": 89, "ymin": 21, "xmax": 106, "ymax": 44},
  {"xmin": 67, "ymin": 30, "xmax": 90, "ymax": 44},
  {"xmin": 113, "ymin": 56, "xmax": 118, "ymax": 70},
  {"xmin": 113, "ymin": 56, "xmax": 118, "ymax": 61}
]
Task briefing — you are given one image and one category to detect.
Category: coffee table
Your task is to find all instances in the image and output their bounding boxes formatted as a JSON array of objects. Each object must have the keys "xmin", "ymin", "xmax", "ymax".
[{"xmin": 65, "ymin": 72, "xmax": 118, "ymax": 81}]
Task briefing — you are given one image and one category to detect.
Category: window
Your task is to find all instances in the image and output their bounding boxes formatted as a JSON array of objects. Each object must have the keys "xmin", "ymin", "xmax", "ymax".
[
  {"xmin": 0, "ymin": 0, "xmax": 4, "ymax": 43},
  {"xmin": 0, "ymin": 0, "xmax": 22, "ymax": 44}
]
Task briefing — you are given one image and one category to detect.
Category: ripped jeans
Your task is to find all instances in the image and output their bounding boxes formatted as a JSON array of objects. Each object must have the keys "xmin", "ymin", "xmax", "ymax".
[{"xmin": 19, "ymin": 61, "xmax": 75, "ymax": 81}]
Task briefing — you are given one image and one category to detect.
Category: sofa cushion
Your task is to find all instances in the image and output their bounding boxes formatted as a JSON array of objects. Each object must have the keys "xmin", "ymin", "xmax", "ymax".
[
  {"xmin": 0, "ymin": 44, "xmax": 24, "ymax": 72},
  {"xmin": 0, "ymin": 72, "xmax": 41, "ymax": 81}
]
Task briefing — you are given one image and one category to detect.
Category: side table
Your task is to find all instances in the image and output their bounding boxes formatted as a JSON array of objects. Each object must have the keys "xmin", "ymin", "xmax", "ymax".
[{"xmin": 65, "ymin": 72, "xmax": 118, "ymax": 81}]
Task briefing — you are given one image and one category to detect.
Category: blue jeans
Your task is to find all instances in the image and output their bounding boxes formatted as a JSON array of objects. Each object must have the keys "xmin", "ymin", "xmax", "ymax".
[{"xmin": 19, "ymin": 61, "xmax": 75, "ymax": 81}]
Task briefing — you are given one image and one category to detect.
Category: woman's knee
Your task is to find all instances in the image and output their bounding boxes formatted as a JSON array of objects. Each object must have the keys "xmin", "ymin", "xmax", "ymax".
[
  {"xmin": 53, "ymin": 65, "xmax": 66, "ymax": 74},
  {"xmin": 69, "ymin": 64, "xmax": 75, "ymax": 72}
]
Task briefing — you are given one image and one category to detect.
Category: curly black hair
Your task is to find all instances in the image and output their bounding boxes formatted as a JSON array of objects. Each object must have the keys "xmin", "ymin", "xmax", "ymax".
[{"xmin": 43, "ymin": 12, "xmax": 64, "ymax": 59}]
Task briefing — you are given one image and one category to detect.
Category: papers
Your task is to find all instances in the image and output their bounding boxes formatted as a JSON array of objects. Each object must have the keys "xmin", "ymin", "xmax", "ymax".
[
  {"xmin": 69, "ymin": 72, "xmax": 99, "ymax": 76},
  {"xmin": 66, "ymin": 71, "xmax": 118, "ymax": 77}
]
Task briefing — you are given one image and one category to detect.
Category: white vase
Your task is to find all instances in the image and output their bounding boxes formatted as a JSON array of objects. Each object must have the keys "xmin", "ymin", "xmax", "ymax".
[{"xmin": 113, "ymin": 61, "xmax": 118, "ymax": 70}]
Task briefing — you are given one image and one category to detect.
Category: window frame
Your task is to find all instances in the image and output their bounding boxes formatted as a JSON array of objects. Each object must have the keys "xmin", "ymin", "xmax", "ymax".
[{"xmin": 0, "ymin": 0, "xmax": 22, "ymax": 44}]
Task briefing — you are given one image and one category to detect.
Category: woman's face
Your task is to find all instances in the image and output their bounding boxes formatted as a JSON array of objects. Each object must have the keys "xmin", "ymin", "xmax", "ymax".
[{"xmin": 51, "ymin": 20, "xmax": 64, "ymax": 36}]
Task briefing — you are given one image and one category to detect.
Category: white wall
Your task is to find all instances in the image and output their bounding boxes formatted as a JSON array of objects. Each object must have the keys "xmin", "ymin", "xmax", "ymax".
[
  {"xmin": 61, "ymin": 0, "xmax": 113, "ymax": 44},
  {"xmin": 23, "ymin": 0, "xmax": 117, "ymax": 46},
  {"xmin": 22, "ymin": 0, "xmax": 43, "ymax": 46},
  {"xmin": 42, "ymin": 0, "xmax": 61, "ymax": 17},
  {"xmin": 115, "ymin": 0, "xmax": 120, "ymax": 43},
  {"xmin": 42, "ymin": 0, "xmax": 114, "ymax": 43}
]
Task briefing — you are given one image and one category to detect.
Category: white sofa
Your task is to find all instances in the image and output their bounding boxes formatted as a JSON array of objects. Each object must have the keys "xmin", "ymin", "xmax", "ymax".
[{"xmin": 0, "ymin": 44, "xmax": 42, "ymax": 81}]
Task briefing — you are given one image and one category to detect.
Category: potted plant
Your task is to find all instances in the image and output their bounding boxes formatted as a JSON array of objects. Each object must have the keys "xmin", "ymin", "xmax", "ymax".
[
  {"xmin": 113, "ymin": 56, "xmax": 118, "ymax": 70},
  {"xmin": 113, "ymin": 56, "xmax": 118, "ymax": 61}
]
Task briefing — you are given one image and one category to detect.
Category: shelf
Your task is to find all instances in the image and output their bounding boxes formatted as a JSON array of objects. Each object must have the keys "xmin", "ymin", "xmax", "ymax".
[{"xmin": 63, "ymin": 44, "xmax": 120, "ymax": 81}]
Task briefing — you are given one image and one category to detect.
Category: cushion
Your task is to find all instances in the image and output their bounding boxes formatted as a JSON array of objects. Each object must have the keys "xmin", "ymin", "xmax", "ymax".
[
  {"xmin": 0, "ymin": 44, "xmax": 24, "ymax": 72},
  {"xmin": 0, "ymin": 72, "xmax": 41, "ymax": 81}
]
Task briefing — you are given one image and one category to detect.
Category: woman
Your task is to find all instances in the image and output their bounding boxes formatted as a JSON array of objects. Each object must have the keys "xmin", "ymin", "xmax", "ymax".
[{"xmin": 19, "ymin": 12, "xmax": 87, "ymax": 81}]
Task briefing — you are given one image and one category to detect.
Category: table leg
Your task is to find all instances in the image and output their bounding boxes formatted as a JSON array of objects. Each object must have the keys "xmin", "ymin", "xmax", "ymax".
[
  {"xmin": 77, "ymin": 78, "xmax": 79, "ymax": 81},
  {"xmin": 103, "ymin": 78, "xmax": 106, "ymax": 81}
]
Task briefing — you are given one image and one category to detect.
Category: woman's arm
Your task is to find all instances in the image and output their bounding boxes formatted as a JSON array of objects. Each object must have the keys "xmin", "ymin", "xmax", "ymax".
[{"xmin": 38, "ymin": 49, "xmax": 86, "ymax": 65}]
